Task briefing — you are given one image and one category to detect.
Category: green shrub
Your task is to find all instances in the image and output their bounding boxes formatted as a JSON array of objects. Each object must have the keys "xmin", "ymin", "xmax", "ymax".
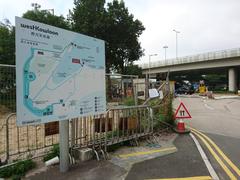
[
  {"xmin": 43, "ymin": 144, "xmax": 60, "ymax": 162},
  {"xmin": 0, "ymin": 159, "xmax": 36, "ymax": 179},
  {"xmin": 165, "ymin": 96, "xmax": 174, "ymax": 125},
  {"xmin": 148, "ymin": 98, "xmax": 160, "ymax": 106},
  {"xmin": 122, "ymin": 97, "xmax": 135, "ymax": 106},
  {"xmin": 153, "ymin": 110, "xmax": 166, "ymax": 130},
  {"xmin": 152, "ymin": 95, "xmax": 174, "ymax": 130}
]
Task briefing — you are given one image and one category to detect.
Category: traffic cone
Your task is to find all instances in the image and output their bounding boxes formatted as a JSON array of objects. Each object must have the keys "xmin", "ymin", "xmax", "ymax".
[
  {"xmin": 177, "ymin": 119, "xmax": 185, "ymax": 132},
  {"xmin": 174, "ymin": 119, "xmax": 190, "ymax": 134}
]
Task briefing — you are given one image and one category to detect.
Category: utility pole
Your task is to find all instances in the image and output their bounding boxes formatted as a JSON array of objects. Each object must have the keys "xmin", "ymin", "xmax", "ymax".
[
  {"xmin": 173, "ymin": 29, "xmax": 180, "ymax": 60},
  {"xmin": 163, "ymin": 45, "xmax": 168, "ymax": 64},
  {"xmin": 31, "ymin": 3, "xmax": 41, "ymax": 11}
]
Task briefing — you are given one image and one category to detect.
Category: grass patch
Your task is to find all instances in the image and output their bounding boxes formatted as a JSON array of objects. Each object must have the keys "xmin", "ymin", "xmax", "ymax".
[
  {"xmin": 121, "ymin": 97, "xmax": 135, "ymax": 106},
  {"xmin": 0, "ymin": 159, "xmax": 36, "ymax": 179},
  {"xmin": 43, "ymin": 144, "xmax": 59, "ymax": 162}
]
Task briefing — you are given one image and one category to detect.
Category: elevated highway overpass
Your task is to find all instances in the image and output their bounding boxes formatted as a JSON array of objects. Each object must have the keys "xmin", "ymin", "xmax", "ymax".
[{"xmin": 141, "ymin": 48, "xmax": 240, "ymax": 92}]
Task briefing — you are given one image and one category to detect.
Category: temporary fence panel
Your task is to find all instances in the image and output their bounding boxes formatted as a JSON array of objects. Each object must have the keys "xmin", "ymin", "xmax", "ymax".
[{"xmin": 0, "ymin": 64, "xmax": 169, "ymax": 163}]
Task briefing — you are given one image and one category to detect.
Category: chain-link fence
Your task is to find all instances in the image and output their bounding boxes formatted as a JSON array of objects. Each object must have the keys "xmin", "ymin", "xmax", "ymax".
[{"xmin": 0, "ymin": 64, "xmax": 16, "ymax": 115}]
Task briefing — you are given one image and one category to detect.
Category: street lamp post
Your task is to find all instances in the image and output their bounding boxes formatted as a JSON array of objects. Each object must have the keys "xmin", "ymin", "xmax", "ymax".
[
  {"xmin": 31, "ymin": 3, "xmax": 41, "ymax": 11},
  {"xmin": 31, "ymin": 3, "xmax": 54, "ymax": 15},
  {"xmin": 163, "ymin": 45, "xmax": 168, "ymax": 64},
  {"xmin": 173, "ymin": 29, "xmax": 180, "ymax": 60},
  {"xmin": 148, "ymin": 54, "xmax": 158, "ymax": 79}
]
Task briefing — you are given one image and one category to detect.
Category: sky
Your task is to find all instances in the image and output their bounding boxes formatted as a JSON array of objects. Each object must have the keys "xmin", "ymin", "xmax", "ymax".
[{"xmin": 1, "ymin": 0, "xmax": 240, "ymax": 64}]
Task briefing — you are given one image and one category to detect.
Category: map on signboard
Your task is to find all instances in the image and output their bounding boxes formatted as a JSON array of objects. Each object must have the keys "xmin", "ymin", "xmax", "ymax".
[
  {"xmin": 174, "ymin": 102, "xmax": 192, "ymax": 119},
  {"xmin": 16, "ymin": 17, "xmax": 106, "ymax": 126}
]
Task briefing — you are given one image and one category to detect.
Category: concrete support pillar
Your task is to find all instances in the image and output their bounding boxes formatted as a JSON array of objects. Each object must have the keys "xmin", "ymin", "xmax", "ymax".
[{"xmin": 228, "ymin": 68, "xmax": 238, "ymax": 92}]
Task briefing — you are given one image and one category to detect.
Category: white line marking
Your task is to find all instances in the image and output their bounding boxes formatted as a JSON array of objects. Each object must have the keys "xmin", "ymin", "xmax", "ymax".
[
  {"xmin": 215, "ymin": 96, "xmax": 240, "ymax": 100},
  {"xmin": 190, "ymin": 133, "xmax": 219, "ymax": 180},
  {"xmin": 204, "ymin": 103, "xmax": 214, "ymax": 110}
]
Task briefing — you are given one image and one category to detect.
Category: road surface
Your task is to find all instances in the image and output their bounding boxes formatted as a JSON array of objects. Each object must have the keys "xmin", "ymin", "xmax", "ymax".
[
  {"xmin": 175, "ymin": 96, "xmax": 240, "ymax": 180},
  {"xmin": 175, "ymin": 96, "xmax": 240, "ymax": 138}
]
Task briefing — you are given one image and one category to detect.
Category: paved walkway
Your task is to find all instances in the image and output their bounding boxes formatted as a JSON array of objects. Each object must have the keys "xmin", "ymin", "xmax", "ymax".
[
  {"xmin": 25, "ymin": 133, "xmax": 178, "ymax": 180},
  {"xmin": 25, "ymin": 133, "xmax": 210, "ymax": 180},
  {"xmin": 126, "ymin": 134, "xmax": 210, "ymax": 180}
]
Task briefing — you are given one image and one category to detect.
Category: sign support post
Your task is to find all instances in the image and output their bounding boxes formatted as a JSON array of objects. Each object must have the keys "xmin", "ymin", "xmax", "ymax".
[{"xmin": 59, "ymin": 120, "xmax": 69, "ymax": 172}]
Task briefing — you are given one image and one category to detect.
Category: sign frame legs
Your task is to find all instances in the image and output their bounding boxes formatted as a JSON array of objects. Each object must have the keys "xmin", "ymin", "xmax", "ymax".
[{"xmin": 59, "ymin": 119, "xmax": 69, "ymax": 172}]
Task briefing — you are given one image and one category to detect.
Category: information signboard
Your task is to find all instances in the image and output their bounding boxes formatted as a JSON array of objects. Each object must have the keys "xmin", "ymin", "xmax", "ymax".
[{"xmin": 16, "ymin": 17, "xmax": 106, "ymax": 125}]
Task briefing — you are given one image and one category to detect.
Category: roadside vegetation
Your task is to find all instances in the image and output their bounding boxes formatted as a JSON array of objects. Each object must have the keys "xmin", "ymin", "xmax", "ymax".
[
  {"xmin": 43, "ymin": 144, "xmax": 60, "ymax": 162},
  {"xmin": 0, "ymin": 159, "xmax": 36, "ymax": 179},
  {"xmin": 152, "ymin": 96, "xmax": 174, "ymax": 131}
]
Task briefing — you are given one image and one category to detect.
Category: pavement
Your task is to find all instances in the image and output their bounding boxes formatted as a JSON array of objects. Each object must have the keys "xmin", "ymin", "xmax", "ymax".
[
  {"xmin": 25, "ymin": 132, "xmax": 212, "ymax": 180},
  {"xmin": 126, "ymin": 134, "xmax": 210, "ymax": 180},
  {"xmin": 25, "ymin": 132, "xmax": 180, "ymax": 180},
  {"xmin": 26, "ymin": 160, "xmax": 126, "ymax": 180}
]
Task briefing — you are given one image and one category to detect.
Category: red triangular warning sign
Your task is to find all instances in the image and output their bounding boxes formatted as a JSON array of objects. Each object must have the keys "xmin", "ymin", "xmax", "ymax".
[{"xmin": 174, "ymin": 102, "xmax": 192, "ymax": 119}]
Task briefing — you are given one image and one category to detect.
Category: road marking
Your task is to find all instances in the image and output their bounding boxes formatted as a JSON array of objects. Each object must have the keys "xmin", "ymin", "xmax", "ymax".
[
  {"xmin": 191, "ymin": 128, "xmax": 240, "ymax": 176},
  {"xmin": 223, "ymin": 105, "xmax": 231, "ymax": 112},
  {"xmin": 191, "ymin": 130, "xmax": 237, "ymax": 180},
  {"xmin": 118, "ymin": 147, "xmax": 177, "ymax": 158},
  {"xmin": 204, "ymin": 103, "xmax": 214, "ymax": 110},
  {"xmin": 190, "ymin": 133, "xmax": 219, "ymax": 180},
  {"xmin": 146, "ymin": 176, "xmax": 212, "ymax": 180}
]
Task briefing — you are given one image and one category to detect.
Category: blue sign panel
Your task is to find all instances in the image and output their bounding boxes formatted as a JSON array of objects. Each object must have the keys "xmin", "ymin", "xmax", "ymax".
[{"xmin": 16, "ymin": 17, "xmax": 106, "ymax": 126}]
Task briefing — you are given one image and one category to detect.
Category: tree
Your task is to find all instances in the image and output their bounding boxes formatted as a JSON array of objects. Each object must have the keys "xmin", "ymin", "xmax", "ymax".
[
  {"xmin": 123, "ymin": 64, "xmax": 143, "ymax": 77},
  {"xmin": 70, "ymin": 0, "xmax": 145, "ymax": 73},
  {"xmin": 22, "ymin": 9, "xmax": 70, "ymax": 30},
  {"xmin": 106, "ymin": 0, "xmax": 145, "ymax": 73},
  {"xmin": 0, "ymin": 22, "xmax": 16, "ymax": 111},
  {"xmin": 70, "ymin": 0, "xmax": 144, "ymax": 100},
  {"xmin": 0, "ymin": 23, "xmax": 15, "ymax": 65},
  {"xmin": 71, "ymin": 0, "xmax": 106, "ymax": 38}
]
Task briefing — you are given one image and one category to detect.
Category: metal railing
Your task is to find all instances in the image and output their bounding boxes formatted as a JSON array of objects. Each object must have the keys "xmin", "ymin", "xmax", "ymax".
[
  {"xmin": 140, "ymin": 47, "xmax": 240, "ymax": 69},
  {"xmin": 0, "ymin": 106, "xmax": 154, "ymax": 163},
  {"xmin": 0, "ymin": 64, "xmax": 161, "ymax": 163},
  {"xmin": 70, "ymin": 105, "xmax": 153, "ymax": 153},
  {"xmin": 0, "ymin": 113, "xmax": 60, "ymax": 163}
]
